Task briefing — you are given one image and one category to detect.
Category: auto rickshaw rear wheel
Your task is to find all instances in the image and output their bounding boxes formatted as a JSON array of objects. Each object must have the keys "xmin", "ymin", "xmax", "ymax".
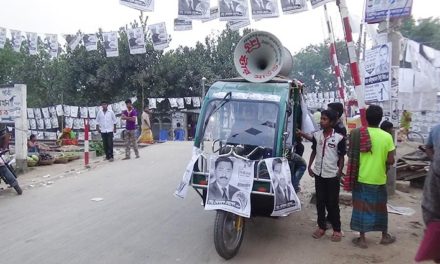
[{"xmin": 214, "ymin": 210, "xmax": 245, "ymax": 260}]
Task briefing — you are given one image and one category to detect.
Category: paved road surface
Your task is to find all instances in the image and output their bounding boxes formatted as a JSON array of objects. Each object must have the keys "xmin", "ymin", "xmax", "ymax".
[{"xmin": 0, "ymin": 142, "xmax": 419, "ymax": 264}]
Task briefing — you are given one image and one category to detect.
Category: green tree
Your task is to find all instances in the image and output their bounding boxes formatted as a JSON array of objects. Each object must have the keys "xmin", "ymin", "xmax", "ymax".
[{"xmin": 401, "ymin": 17, "xmax": 440, "ymax": 50}]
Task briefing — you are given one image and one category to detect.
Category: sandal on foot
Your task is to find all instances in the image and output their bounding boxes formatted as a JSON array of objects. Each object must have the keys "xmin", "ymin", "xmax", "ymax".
[
  {"xmin": 331, "ymin": 231, "xmax": 342, "ymax": 242},
  {"xmin": 312, "ymin": 228, "xmax": 326, "ymax": 239},
  {"xmin": 352, "ymin": 237, "xmax": 368, "ymax": 249},
  {"xmin": 380, "ymin": 234, "xmax": 396, "ymax": 245}
]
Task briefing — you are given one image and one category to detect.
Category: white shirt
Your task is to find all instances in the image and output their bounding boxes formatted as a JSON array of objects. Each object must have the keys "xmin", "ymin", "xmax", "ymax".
[
  {"xmin": 311, "ymin": 129, "xmax": 346, "ymax": 178},
  {"xmin": 96, "ymin": 109, "xmax": 116, "ymax": 133}
]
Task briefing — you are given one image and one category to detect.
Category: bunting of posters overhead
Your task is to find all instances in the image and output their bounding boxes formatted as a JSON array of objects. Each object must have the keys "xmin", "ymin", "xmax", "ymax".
[
  {"xmin": 46, "ymin": 34, "xmax": 58, "ymax": 58},
  {"xmin": 178, "ymin": 0, "xmax": 210, "ymax": 19},
  {"xmin": 364, "ymin": 43, "xmax": 392, "ymax": 102},
  {"xmin": 119, "ymin": 0, "xmax": 154, "ymax": 11},
  {"xmin": 266, "ymin": 158, "xmax": 301, "ymax": 216},
  {"xmin": 228, "ymin": 19, "xmax": 251, "ymax": 31},
  {"xmin": 102, "ymin": 31, "xmax": 119, "ymax": 57},
  {"xmin": 27, "ymin": 32, "xmax": 38, "ymax": 55},
  {"xmin": 148, "ymin": 98, "xmax": 157, "ymax": 109},
  {"xmin": 64, "ymin": 33, "xmax": 82, "ymax": 50},
  {"xmin": 127, "ymin": 27, "xmax": 147, "ymax": 55},
  {"xmin": 83, "ymin": 34, "xmax": 98, "ymax": 51},
  {"xmin": 174, "ymin": 19, "xmax": 193, "ymax": 31},
  {"xmin": 310, "ymin": 0, "xmax": 334, "ymax": 9},
  {"xmin": 148, "ymin": 22, "xmax": 169, "ymax": 50},
  {"xmin": 281, "ymin": 0, "xmax": 308, "ymax": 14},
  {"xmin": 365, "ymin": 0, "xmax": 413, "ymax": 24},
  {"xmin": 0, "ymin": 27, "xmax": 6, "ymax": 49},
  {"xmin": 10, "ymin": 30, "xmax": 22, "ymax": 52},
  {"xmin": 219, "ymin": 0, "xmax": 250, "ymax": 21},
  {"xmin": 202, "ymin": 7, "xmax": 220, "ymax": 22},
  {"xmin": 250, "ymin": 0, "xmax": 280, "ymax": 19},
  {"xmin": 205, "ymin": 156, "xmax": 255, "ymax": 218}
]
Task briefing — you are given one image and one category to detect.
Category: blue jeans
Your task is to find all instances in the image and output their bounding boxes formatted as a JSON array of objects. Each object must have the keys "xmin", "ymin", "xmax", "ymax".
[
  {"xmin": 292, "ymin": 165, "xmax": 306, "ymax": 192},
  {"xmin": 0, "ymin": 165, "xmax": 17, "ymax": 187}
]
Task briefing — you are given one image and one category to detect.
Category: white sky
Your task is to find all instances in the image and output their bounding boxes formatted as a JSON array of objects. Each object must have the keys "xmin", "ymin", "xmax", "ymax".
[{"xmin": 0, "ymin": 0, "xmax": 438, "ymax": 54}]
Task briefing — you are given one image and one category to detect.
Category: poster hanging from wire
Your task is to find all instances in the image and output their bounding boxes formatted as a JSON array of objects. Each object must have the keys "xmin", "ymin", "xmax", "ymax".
[
  {"xmin": 27, "ymin": 32, "xmax": 38, "ymax": 55},
  {"xmin": 119, "ymin": 0, "xmax": 154, "ymax": 11},
  {"xmin": 148, "ymin": 22, "xmax": 169, "ymax": 50},
  {"xmin": 365, "ymin": 0, "xmax": 413, "ymax": 24},
  {"xmin": 102, "ymin": 31, "xmax": 119, "ymax": 57},
  {"xmin": 127, "ymin": 27, "xmax": 146, "ymax": 55},
  {"xmin": 250, "ymin": 0, "xmax": 280, "ymax": 19},
  {"xmin": 281, "ymin": 0, "xmax": 308, "ymax": 14},
  {"xmin": 219, "ymin": 0, "xmax": 250, "ymax": 21},
  {"xmin": 178, "ymin": 0, "xmax": 210, "ymax": 19},
  {"xmin": 174, "ymin": 19, "xmax": 193, "ymax": 31},
  {"xmin": 364, "ymin": 43, "xmax": 392, "ymax": 102},
  {"xmin": 0, "ymin": 27, "xmax": 6, "ymax": 49}
]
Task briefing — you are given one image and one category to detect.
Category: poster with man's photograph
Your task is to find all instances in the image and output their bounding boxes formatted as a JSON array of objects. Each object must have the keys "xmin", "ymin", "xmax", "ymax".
[
  {"xmin": 46, "ymin": 34, "xmax": 58, "ymax": 58},
  {"xmin": 27, "ymin": 108, "xmax": 35, "ymax": 119},
  {"xmin": 148, "ymin": 22, "xmax": 169, "ymax": 50},
  {"xmin": 10, "ymin": 30, "xmax": 22, "ymax": 52},
  {"xmin": 49, "ymin": 106, "xmax": 56, "ymax": 117},
  {"xmin": 64, "ymin": 33, "xmax": 82, "ymax": 51},
  {"xmin": 281, "ymin": 0, "xmax": 308, "ymax": 14},
  {"xmin": 37, "ymin": 119, "xmax": 45, "ymax": 130},
  {"xmin": 102, "ymin": 31, "xmax": 119, "ymax": 58},
  {"xmin": 250, "ymin": 0, "xmax": 279, "ymax": 19},
  {"xmin": 202, "ymin": 6, "xmax": 220, "ymax": 22},
  {"xmin": 34, "ymin": 108, "xmax": 42, "ymax": 119},
  {"xmin": 65, "ymin": 117, "xmax": 73, "ymax": 129},
  {"xmin": 63, "ymin": 105, "xmax": 71, "ymax": 117},
  {"xmin": 174, "ymin": 19, "xmax": 193, "ymax": 31},
  {"xmin": 44, "ymin": 118, "xmax": 52, "ymax": 129},
  {"xmin": 79, "ymin": 107, "xmax": 88, "ymax": 119},
  {"xmin": 29, "ymin": 119, "xmax": 37, "ymax": 130},
  {"xmin": 42, "ymin": 107, "xmax": 50, "ymax": 119},
  {"xmin": 83, "ymin": 34, "xmax": 98, "ymax": 51},
  {"xmin": 363, "ymin": 43, "xmax": 391, "ymax": 102},
  {"xmin": 205, "ymin": 156, "xmax": 255, "ymax": 218},
  {"xmin": 266, "ymin": 158, "xmax": 301, "ymax": 216},
  {"xmin": 127, "ymin": 27, "xmax": 146, "ymax": 55},
  {"xmin": 51, "ymin": 116, "xmax": 59, "ymax": 128},
  {"xmin": 70, "ymin": 106, "xmax": 79, "ymax": 118},
  {"xmin": 119, "ymin": 0, "xmax": 154, "ymax": 11},
  {"xmin": 27, "ymin": 32, "xmax": 38, "ymax": 55},
  {"xmin": 0, "ymin": 27, "xmax": 6, "ymax": 49},
  {"xmin": 88, "ymin": 107, "xmax": 97, "ymax": 118},
  {"xmin": 219, "ymin": 0, "xmax": 249, "ymax": 21},
  {"xmin": 178, "ymin": 0, "xmax": 210, "ymax": 19}
]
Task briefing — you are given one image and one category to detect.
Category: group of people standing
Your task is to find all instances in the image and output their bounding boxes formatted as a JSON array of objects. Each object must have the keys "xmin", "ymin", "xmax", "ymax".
[
  {"xmin": 96, "ymin": 99, "xmax": 153, "ymax": 161},
  {"xmin": 297, "ymin": 103, "xmax": 396, "ymax": 247}
]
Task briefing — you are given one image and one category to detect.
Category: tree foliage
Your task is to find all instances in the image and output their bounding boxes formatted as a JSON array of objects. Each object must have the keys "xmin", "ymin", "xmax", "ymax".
[{"xmin": 401, "ymin": 17, "xmax": 440, "ymax": 50}]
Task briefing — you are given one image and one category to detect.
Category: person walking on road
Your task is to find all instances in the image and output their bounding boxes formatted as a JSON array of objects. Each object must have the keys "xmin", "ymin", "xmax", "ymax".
[
  {"xmin": 346, "ymin": 105, "xmax": 396, "ymax": 249},
  {"xmin": 122, "ymin": 99, "xmax": 139, "ymax": 159},
  {"xmin": 96, "ymin": 101, "xmax": 117, "ymax": 162},
  {"xmin": 138, "ymin": 107, "xmax": 154, "ymax": 144}
]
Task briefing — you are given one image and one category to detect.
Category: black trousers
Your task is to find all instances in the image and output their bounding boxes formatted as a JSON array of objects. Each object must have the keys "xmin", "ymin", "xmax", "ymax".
[
  {"xmin": 315, "ymin": 175, "xmax": 341, "ymax": 232},
  {"xmin": 101, "ymin": 132, "xmax": 114, "ymax": 159}
]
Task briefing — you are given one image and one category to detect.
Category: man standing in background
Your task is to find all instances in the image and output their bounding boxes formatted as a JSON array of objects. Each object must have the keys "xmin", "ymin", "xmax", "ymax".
[
  {"xmin": 96, "ymin": 101, "xmax": 117, "ymax": 162},
  {"xmin": 121, "ymin": 99, "xmax": 140, "ymax": 159}
]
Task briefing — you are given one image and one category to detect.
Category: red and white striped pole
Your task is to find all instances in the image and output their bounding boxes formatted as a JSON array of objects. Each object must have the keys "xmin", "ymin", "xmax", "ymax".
[
  {"xmin": 324, "ymin": 4, "xmax": 346, "ymax": 102},
  {"xmin": 337, "ymin": 0, "xmax": 367, "ymax": 126},
  {"xmin": 84, "ymin": 118, "xmax": 90, "ymax": 168}
]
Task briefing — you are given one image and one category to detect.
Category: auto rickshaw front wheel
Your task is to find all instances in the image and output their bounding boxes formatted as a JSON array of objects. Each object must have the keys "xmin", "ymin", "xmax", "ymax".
[{"xmin": 214, "ymin": 210, "xmax": 245, "ymax": 260}]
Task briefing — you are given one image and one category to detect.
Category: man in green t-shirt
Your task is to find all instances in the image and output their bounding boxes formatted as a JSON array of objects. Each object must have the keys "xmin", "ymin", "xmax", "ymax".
[{"xmin": 350, "ymin": 105, "xmax": 396, "ymax": 249}]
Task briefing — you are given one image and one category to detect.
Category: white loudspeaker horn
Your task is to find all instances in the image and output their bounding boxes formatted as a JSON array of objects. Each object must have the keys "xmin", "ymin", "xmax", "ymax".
[{"xmin": 233, "ymin": 31, "xmax": 293, "ymax": 83}]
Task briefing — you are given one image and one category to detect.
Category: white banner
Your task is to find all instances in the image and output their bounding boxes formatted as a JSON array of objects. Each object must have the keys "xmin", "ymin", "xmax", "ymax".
[
  {"xmin": 83, "ymin": 34, "xmax": 98, "ymax": 51},
  {"xmin": 250, "ymin": 0, "xmax": 280, "ymax": 19},
  {"xmin": 219, "ymin": 0, "xmax": 250, "ymax": 21},
  {"xmin": 102, "ymin": 31, "xmax": 119, "ymax": 57},
  {"xmin": 184, "ymin": 97, "xmax": 192, "ymax": 105},
  {"xmin": 46, "ymin": 34, "xmax": 58, "ymax": 58},
  {"xmin": 44, "ymin": 118, "xmax": 52, "ymax": 129},
  {"xmin": 80, "ymin": 107, "xmax": 88, "ymax": 118},
  {"xmin": 27, "ymin": 108, "xmax": 35, "ymax": 119},
  {"xmin": 192, "ymin": 97, "xmax": 201, "ymax": 107},
  {"xmin": 174, "ymin": 147, "xmax": 203, "ymax": 199},
  {"xmin": 55, "ymin": 105, "xmax": 63, "ymax": 116},
  {"xmin": 148, "ymin": 22, "xmax": 169, "ymax": 50},
  {"xmin": 281, "ymin": 0, "xmax": 308, "ymax": 14},
  {"xmin": 365, "ymin": 0, "xmax": 413, "ymax": 24},
  {"xmin": 63, "ymin": 105, "xmax": 71, "ymax": 117},
  {"xmin": 310, "ymin": 0, "xmax": 334, "ymax": 9},
  {"xmin": 0, "ymin": 27, "xmax": 6, "ymax": 49},
  {"xmin": 70, "ymin": 106, "xmax": 79, "ymax": 118},
  {"xmin": 266, "ymin": 158, "xmax": 301, "ymax": 216},
  {"xmin": 127, "ymin": 27, "xmax": 146, "ymax": 55},
  {"xmin": 168, "ymin": 98, "xmax": 178, "ymax": 108},
  {"xmin": 202, "ymin": 6, "xmax": 220, "ymax": 22},
  {"xmin": 177, "ymin": 98, "xmax": 185, "ymax": 109},
  {"xmin": 51, "ymin": 116, "xmax": 59, "ymax": 128},
  {"xmin": 178, "ymin": 0, "xmax": 210, "ymax": 19},
  {"xmin": 119, "ymin": 0, "xmax": 154, "ymax": 11},
  {"xmin": 88, "ymin": 107, "xmax": 96, "ymax": 118},
  {"xmin": 174, "ymin": 19, "xmax": 193, "ymax": 31},
  {"xmin": 205, "ymin": 156, "xmax": 255, "ymax": 218},
  {"xmin": 364, "ymin": 43, "xmax": 392, "ymax": 102},
  {"xmin": 227, "ymin": 19, "xmax": 250, "ymax": 31},
  {"xmin": 37, "ymin": 119, "xmax": 44, "ymax": 129},
  {"xmin": 27, "ymin": 32, "xmax": 38, "ymax": 55},
  {"xmin": 148, "ymin": 98, "xmax": 157, "ymax": 109},
  {"xmin": 29, "ymin": 119, "xmax": 37, "ymax": 129},
  {"xmin": 41, "ymin": 107, "xmax": 50, "ymax": 119},
  {"xmin": 10, "ymin": 30, "xmax": 22, "ymax": 52},
  {"xmin": 64, "ymin": 33, "xmax": 82, "ymax": 50}
]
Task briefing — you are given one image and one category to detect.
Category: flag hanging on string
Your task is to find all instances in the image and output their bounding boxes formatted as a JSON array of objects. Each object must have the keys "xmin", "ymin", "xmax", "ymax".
[
  {"xmin": 250, "ymin": 0, "xmax": 280, "ymax": 19},
  {"xmin": 281, "ymin": 0, "xmax": 308, "ymax": 14},
  {"xmin": 27, "ymin": 32, "xmax": 38, "ymax": 55},
  {"xmin": 148, "ymin": 22, "xmax": 169, "ymax": 50},
  {"xmin": 149, "ymin": 98, "xmax": 157, "ymax": 109},
  {"xmin": 178, "ymin": 0, "xmax": 210, "ymax": 20},
  {"xmin": 177, "ymin": 98, "xmax": 185, "ymax": 109},
  {"xmin": 127, "ymin": 27, "xmax": 146, "ymax": 55},
  {"xmin": 227, "ymin": 19, "xmax": 250, "ymax": 30},
  {"xmin": 202, "ymin": 6, "xmax": 220, "ymax": 22},
  {"xmin": 10, "ymin": 30, "xmax": 22, "ymax": 52},
  {"xmin": 174, "ymin": 19, "xmax": 193, "ymax": 31},
  {"xmin": 168, "ymin": 98, "xmax": 178, "ymax": 108},
  {"xmin": 102, "ymin": 31, "xmax": 119, "ymax": 57},
  {"xmin": 83, "ymin": 34, "xmax": 98, "ymax": 51},
  {"xmin": 0, "ymin": 27, "xmax": 6, "ymax": 49},
  {"xmin": 184, "ymin": 97, "xmax": 192, "ymax": 105},
  {"xmin": 219, "ymin": 0, "xmax": 250, "ymax": 21},
  {"xmin": 64, "ymin": 33, "xmax": 82, "ymax": 50},
  {"xmin": 46, "ymin": 34, "xmax": 58, "ymax": 58},
  {"xmin": 119, "ymin": 0, "xmax": 154, "ymax": 11},
  {"xmin": 192, "ymin": 97, "xmax": 201, "ymax": 107}
]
